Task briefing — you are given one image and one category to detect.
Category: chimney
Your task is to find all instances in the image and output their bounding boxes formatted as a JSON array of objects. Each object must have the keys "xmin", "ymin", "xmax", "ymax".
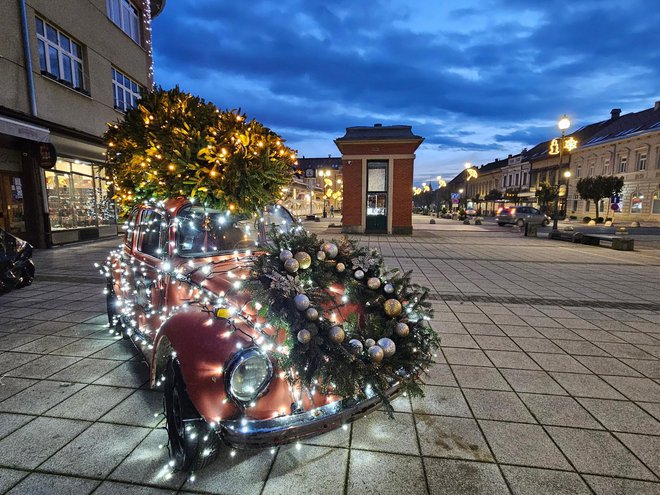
[
  {"xmin": 508, "ymin": 154, "xmax": 512, "ymax": 158},
  {"xmin": 610, "ymin": 108, "xmax": 621, "ymax": 119},
  {"xmin": 374, "ymin": 123, "xmax": 382, "ymax": 127},
  {"xmin": 655, "ymin": 101, "xmax": 660, "ymax": 111}
]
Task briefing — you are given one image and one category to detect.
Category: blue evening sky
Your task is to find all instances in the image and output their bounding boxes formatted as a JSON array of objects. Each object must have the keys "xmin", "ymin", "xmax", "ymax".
[{"xmin": 152, "ymin": 0, "xmax": 660, "ymax": 185}]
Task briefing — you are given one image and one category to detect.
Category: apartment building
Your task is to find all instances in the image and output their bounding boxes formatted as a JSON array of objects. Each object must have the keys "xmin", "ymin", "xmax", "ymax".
[{"xmin": 0, "ymin": 0, "xmax": 165, "ymax": 247}]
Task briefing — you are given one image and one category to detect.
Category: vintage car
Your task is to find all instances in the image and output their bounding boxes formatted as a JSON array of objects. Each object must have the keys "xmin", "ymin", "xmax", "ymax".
[
  {"xmin": 0, "ymin": 228, "xmax": 35, "ymax": 293},
  {"xmin": 104, "ymin": 198, "xmax": 400, "ymax": 471}
]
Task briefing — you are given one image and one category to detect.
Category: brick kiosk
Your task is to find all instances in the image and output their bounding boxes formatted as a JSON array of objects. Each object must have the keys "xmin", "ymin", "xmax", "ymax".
[{"xmin": 335, "ymin": 124, "xmax": 423, "ymax": 235}]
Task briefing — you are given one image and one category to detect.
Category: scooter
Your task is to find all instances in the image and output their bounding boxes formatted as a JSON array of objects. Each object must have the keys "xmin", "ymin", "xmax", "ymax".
[{"xmin": 0, "ymin": 228, "xmax": 35, "ymax": 292}]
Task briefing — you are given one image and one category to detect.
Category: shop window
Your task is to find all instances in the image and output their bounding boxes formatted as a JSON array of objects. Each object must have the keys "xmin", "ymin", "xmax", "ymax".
[
  {"xmin": 636, "ymin": 152, "xmax": 647, "ymax": 171},
  {"xmin": 652, "ymin": 192, "xmax": 660, "ymax": 214},
  {"xmin": 106, "ymin": 0, "xmax": 140, "ymax": 44},
  {"xmin": 112, "ymin": 68, "xmax": 142, "ymax": 112},
  {"xmin": 630, "ymin": 192, "xmax": 643, "ymax": 213},
  {"xmin": 35, "ymin": 17, "xmax": 85, "ymax": 90}
]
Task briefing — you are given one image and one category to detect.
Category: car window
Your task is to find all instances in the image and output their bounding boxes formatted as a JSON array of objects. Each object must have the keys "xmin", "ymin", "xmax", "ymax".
[
  {"xmin": 124, "ymin": 208, "xmax": 139, "ymax": 248},
  {"xmin": 531, "ymin": 208, "xmax": 541, "ymax": 214},
  {"xmin": 137, "ymin": 209, "xmax": 166, "ymax": 258},
  {"xmin": 262, "ymin": 204, "xmax": 295, "ymax": 235}
]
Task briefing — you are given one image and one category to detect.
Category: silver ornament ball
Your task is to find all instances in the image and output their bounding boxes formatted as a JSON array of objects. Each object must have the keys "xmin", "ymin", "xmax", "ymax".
[
  {"xmin": 354, "ymin": 269, "xmax": 365, "ymax": 280},
  {"xmin": 377, "ymin": 337, "xmax": 396, "ymax": 358},
  {"xmin": 383, "ymin": 283, "xmax": 395, "ymax": 294},
  {"xmin": 348, "ymin": 339, "xmax": 364, "ymax": 353},
  {"xmin": 279, "ymin": 249, "xmax": 293, "ymax": 262},
  {"xmin": 368, "ymin": 345, "xmax": 384, "ymax": 363},
  {"xmin": 284, "ymin": 258, "xmax": 299, "ymax": 273},
  {"xmin": 316, "ymin": 250, "xmax": 326, "ymax": 261},
  {"xmin": 294, "ymin": 294, "xmax": 310, "ymax": 311},
  {"xmin": 297, "ymin": 329, "xmax": 311, "ymax": 344},
  {"xmin": 305, "ymin": 307, "xmax": 319, "ymax": 321},
  {"xmin": 395, "ymin": 322, "xmax": 410, "ymax": 337},
  {"xmin": 365, "ymin": 338, "xmax": 376, "ymax": 348},
  {"xmin": 328, "ymin": 325, "xmax": 345, "ymax": 344}
]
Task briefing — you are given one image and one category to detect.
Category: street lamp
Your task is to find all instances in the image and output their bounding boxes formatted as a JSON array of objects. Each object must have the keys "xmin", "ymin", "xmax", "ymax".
[
  {"xmin": 435, "ymin": 176, "xmax": 447, "ymax": 217},
  {"xmin": 551, "ymin": 115, "xmax": 571, "ymax": 231}
]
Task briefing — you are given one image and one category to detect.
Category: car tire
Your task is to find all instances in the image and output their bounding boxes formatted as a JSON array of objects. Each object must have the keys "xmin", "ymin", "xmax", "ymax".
[
  {"xmin": 497, "ymin": 222, "xmax": 505, "ymax": 226},
  {"xmin": 516, "ymin": 219, "xmax": 525, "ymax": 227},
  {"xmin": 15, "ymin": 260, "xmax": 35, "ymax": 288},
  {"xmin": 165, "ymin": 358, "xmax": 220, "ymax": 472},
  {"xmin": 543, "ymin": 219, "xmax": 549, "ymax": 226}
]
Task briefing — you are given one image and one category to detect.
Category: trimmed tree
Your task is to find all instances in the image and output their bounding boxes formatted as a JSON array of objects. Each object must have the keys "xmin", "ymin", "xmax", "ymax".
[
  {"xmin": 535, "ymin": 181, "xmax": 558, "ymax": 214},
  {"xmin": 575, "ymin": 176, "xmax": 624, "ymax": 220},
  {"xmin": 104, "ymin": 86, "xmax": 296, "ymax": 214}
]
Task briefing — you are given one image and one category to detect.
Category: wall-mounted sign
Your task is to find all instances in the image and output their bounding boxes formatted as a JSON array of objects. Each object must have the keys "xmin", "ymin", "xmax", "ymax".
[{"xmin": 37, "ymin": 142, "xmax": 57, "ymax": 169}]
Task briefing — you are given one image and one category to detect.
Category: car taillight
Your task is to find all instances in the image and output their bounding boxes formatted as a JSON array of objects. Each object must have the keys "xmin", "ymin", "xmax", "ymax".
[
  {"xmin": 511, "ymin": 208, "xmax": 516, "ymax": 215},
  {"xmin": 496, "ymin": 208, "xmax": 503, "ymax": 214}
]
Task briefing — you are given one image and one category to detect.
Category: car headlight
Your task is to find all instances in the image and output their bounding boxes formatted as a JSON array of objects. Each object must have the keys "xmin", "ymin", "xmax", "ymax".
[{"xmin": 225, "ymin": 348, "xmax": 273, "ymax": 403}]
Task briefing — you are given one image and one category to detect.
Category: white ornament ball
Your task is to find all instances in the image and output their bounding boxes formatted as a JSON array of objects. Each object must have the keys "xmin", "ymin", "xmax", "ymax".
[
  {"xmin": 336, "ymin": 263, "xmax": 346, "ymax": 273},
  {"xmin": 354, "ymin": 269, "xmax": 365, "ymax": 280},
  {"xmin": 348, "ymin": 339, "xmax": 364, "ymax": 353},
  {"xmin": 294, "ymin": 294, "xmax": 310, "ymax": 311},
  {"xmin": 294, "ymin": 251, "xmax": 312, "ymax": 270},
  {"xmin": 365, "ymin": 338, "xmax": 376, "ymax": 349},
  {"xmin": 384, "ymin": 283, "xmax": 395, "ymax": 294},
  {"xmin": 368, "ymin": 345, "xmax": 384, "ymax": 363},
  {"xmin": 395, "ymin": 322, "xmax": 410, "ymax": 337},
  {"xmin": 321, "ymin": 242, "xmax": 339, "ymax": 259},
  {"xmin": 305, "ymin": 307, "xmax": 319, "ymax": 321},
  {"xmin": 377, "ymin": 337, "xmax": 396, "ymax": 358},
  {"xmin": 328, "ymin": 325, "xmax": 345, "ymax": 344},
  {"xmin": 284, "ymin": 258, "xmax": 299, "ymax": 273},
  {"xmin": 297, "ymin": 329, "xmax": 311, "ymax": 344},
  {"xmin": 316, "ymin": 250, "xmax": 326, "ymax": 261},
  {"xmin": 367, "ymin": 277, "xmax": 381, "ymax": 290},
  {"xmin": 279, "ymin": 250, "xmax": 293, "ymax": 262}
]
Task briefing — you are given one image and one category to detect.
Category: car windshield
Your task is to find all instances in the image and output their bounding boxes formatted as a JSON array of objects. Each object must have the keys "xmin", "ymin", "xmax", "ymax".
[{"xmin": 176, "ymin": 204, "xmax": 294, "ymax": 257}]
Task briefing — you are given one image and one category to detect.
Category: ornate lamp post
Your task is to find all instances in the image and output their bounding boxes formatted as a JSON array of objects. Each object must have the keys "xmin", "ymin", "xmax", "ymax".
[
  {"xmin": 435, "ymin": 175, "xmax": 447, "ymax": 217},
  {"xmin": 562, "ymin": 170, "xmax": 572, "ymax": 217},
  {"xmin": 551, "ymin": 115, "xmax": 571, "ymax": 231}
]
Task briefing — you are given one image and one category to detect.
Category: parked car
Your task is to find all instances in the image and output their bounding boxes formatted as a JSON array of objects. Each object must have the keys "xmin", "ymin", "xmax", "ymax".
[
  {"xmin": 104, "ymin": 198, "xmax": 401, "ymax": 471},
  {"xmin": 465, "ymin": 208, "xmax": 477, "ymax": 216},
  {"xmin": 496, "ymin": 206, "xmax": 550, "ymax": 227},
  {"xmin": 0, "ymin": 228, "xmax": 35, "ymax": 293}
]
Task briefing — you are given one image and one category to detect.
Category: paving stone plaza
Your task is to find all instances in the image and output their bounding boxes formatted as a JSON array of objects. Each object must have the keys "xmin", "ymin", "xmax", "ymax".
[{"xmin": 0, "ymin": 217, "xmax": 659, "ymax": 494}]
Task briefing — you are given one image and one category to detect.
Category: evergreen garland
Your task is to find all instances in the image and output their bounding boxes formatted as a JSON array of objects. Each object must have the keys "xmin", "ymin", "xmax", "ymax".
[{"xmin": 244, "ymin": 227, "xmax": 439, "ymax": 414}]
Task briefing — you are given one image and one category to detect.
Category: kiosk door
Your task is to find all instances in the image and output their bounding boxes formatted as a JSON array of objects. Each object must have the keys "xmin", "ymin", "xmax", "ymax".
[{"xmin": 365, "ymin": 161, "xmax": 387, "ymax": 233}]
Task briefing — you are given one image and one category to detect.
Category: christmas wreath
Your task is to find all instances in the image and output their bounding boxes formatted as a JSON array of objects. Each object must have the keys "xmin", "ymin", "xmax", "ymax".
[{"xmin": 245, "ymin": 227, "xmax": 439, "ymax": 413}]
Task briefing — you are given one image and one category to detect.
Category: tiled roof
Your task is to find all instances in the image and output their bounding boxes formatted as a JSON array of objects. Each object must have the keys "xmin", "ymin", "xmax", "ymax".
[
  {"xmin": 583, "ymin": 107, "xmax": 660, "ymax": 146},
  {"xmin": 335, "ymin": 124, "xmax": 423, "ymax": 142}
]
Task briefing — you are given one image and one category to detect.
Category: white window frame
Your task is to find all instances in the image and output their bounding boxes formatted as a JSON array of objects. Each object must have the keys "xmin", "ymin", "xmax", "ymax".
[
  {"xmin": 112, "ymin": 68, "xmax": 142, "ymax": 112},
  {"xmin": 35, "ymin": 17, "xmax": 84, "ymax": 90},
  {"xmin": 618, "ymin": 156, "xmax": 627, "ymax": 173},
  {"xmin": 603, "ymin": 158, "xmax": 610, "ymax": 175},
  {"xmin": 637, "ymin": 152, "xmax": 647, "ymax": 171},
  {"xmin": 107, "ymin": 0, "xmax": 141, "ymax": 44}
]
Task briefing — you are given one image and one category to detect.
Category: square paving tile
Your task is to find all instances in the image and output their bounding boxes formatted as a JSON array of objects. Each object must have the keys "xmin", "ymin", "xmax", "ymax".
[
  {"xmin": 50, "ymin": 338, "xmax": 115, "ymax": 357},
  {"xmin": 615, "ymin": 433, "xmax": 660, "ymax": 477},
  {"xmin": 519, "ymin": 394, "xmax": 601, "ymax": 429},
  {"xmin": 577, "ymin": 398, "xmax": 660, "ymax": 434},
  {"xmin": 351, "ymin": 411, "xmax": 419, "ymax": 455},
  {"xmin": 473, "ymin": 335, "xmax": 519, "ymax": 351},
  {"xmin": 443, "ymin": 348, "xmax": 492, "ymax": 366},
  {"xmin": 501, "ymin": 465, "xmax": 591, "ymax": 495},
  {"xmin": 94, "ymin": 481, "xmax": 176, "ymax": 494},
  {"xmin": 0, "ymin": 468, "xmax": 26, "ymax": 493},
  {"xmin": 49, "ymin": 357, "xmax": 122, "ymax": 383},
  {"xmin": 440, "ymin": 334, "xmax": 479, "ymax": 349},
  {"xmin": 595, "ymin": 342, "xmax": 655, "ymax": 360},
  {"xmin": 479, "ymin": 420, "xmax": 571, "ymax": 470},
  {"xmin": 46, "ymin": 384, "xmax": 134, "ymax": 421},
  {"xmin": 499, "ymin": 369, "xmax": 566, "ymax": 395},
  {"xmin": 550, "ymin": 373, "xmax": 625, "ymax": 399},
  {"xmin": 424, "ymin": 458, "xmax": 509, "ymax": 495},
  {"xmin": 415, "ymin": 414, "xmax": 493, "ymax": 462},
  {"xmin": 11, "ymin": 335, "xmax": 79, "ymax": 354},
  {"xmin": 347, "ymin": 450, "xmax": 427, "ymax": 495},
  {"xmin": 463, "ymin": 389, "xmax": 536, "ymax": 423},
  {"xmin": 0, "ymin": 352, "xmax": 40, "ymax": 374},
  {"xmin": 410, "ymin": 385, "xmax": 472, "ymax": 417},
  {"xmin": 6, "ymin": 354, "xmax": 81, "ymax": 379},
  {"xmin": 0, "ymin": 377, "xmax": 38, "ymax": 402},
  {"xmin": 40, "ymin": 422, "xmax": 150, "ymax": 478},
  {"xmin": 553, "ymin": 340, "xmax": 610, "ymax": 356},
  {"xmin": 5, "ymin": 472, "xmax": 99, "ymax": 495},
  {"xmin": 0, "ymin": 380, "xmax": 85, "ymax": 414},
  {"xmin": 621, "ymin": 359, "xmax": 660, "ymax": 379},
  {"xmin": 602, "ymin": 376, "xmax": 660, "ymax": 402},
  {"xmin": 100, "ymin": 390, "xmax": 163, "ymax": 427},
  {"xmin": 529, "ymin": 353, "xmax": 591, "ymax": 373},
  {"xmin": 546, "ymin": 426, "xmax": 655, "ymax": 480},
  {"xmin": 0, "ymin": 413, "xmax": 35, "ymax": 440},
  {"xmin": 575, "ymin": 356, "xmax": 643, "ymax": 376},
  {"xmin": 513, "ymin": 337, "xmax": 564, "ymax": 354},
  {"xmin": 451, "ymin": 365, "xmax": 511, "ymax": 391},
  {"xmin": 422, "ymin": 363, "xmax": 458, "ymax": 386},
  {"xmin": 485, "ymin": 351, "xmax": 541, "ymax": 370},
  {"xmin": 94, "ymin": 361, "xmax": 149, "ymax": 388},
  {"xmin": 584, "ymin": 475, "xmax": 660, "ymax": 495}
]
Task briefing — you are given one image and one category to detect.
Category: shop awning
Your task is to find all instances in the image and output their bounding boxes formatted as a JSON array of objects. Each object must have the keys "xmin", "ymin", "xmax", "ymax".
[{"xmin": 0, "ymin": 115, "xmax": 50, "ymax": 143}]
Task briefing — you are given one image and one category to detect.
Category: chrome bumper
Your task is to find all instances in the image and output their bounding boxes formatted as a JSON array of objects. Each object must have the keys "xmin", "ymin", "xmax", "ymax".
[{"xmin": 219, "ymin": 383, "xmax": 401, "ymax": 448}]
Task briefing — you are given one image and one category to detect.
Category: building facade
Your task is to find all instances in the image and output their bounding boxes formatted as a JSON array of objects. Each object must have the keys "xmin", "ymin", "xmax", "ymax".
[
  {"xmin": 289, "ymin": 157, "xmax": 343, "ymax": 218},
  {"xmin": 0, "ymin": 0, "xmax": 164, "ymax": 247}
]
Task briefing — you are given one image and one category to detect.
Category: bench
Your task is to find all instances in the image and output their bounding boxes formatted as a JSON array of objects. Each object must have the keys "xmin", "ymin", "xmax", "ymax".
[
  {"xmin": 581, "ymin": 234, "xmax": 634, "ymax": 251},
  {"xmin": 549, "ymin": 230, "xmax": 583, "ymax": 243}
]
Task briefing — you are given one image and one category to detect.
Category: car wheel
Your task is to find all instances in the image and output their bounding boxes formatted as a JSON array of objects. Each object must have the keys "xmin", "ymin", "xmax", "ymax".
[
  {"xmin": 516, "ymin": 219, "xmax": 525, "ymax": 227},
  {"xmin": 14, "ymin": 260, "xmax": 35, "ymax": 288},
  {"xmin": 543, "ymin": 219, "xmax": 549, "ymax": 226},
  {"xmin": 165, "ymin": 358, "xmax": 220, "ymax": 472}
]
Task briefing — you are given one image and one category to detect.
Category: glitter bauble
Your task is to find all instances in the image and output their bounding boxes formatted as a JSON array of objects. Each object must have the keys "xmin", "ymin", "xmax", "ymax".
[
  {"xmin": 368, "ymin": 345, "xmax": 384, "ymax": 363},
  {"xmin": 336, "ymin": 263, "xmax": 345, "ymax": 273},
  {"xmin": 384, "ymin": 299, "xmax": 402, "ymax": 317},
  {"xmin": 284, "ymin": 258, "xmax": 299, "ymax": 273},
  {"xmin": 328, "ymin": 325, "xmax": 345, "ymax": 344},
  {"xmin": 279, "ymin": 250, "xmax": 293, "ymax": 262},
  {"xmin": 395, "ymin": 322, "xmax": 410, "ymax": 337},
  {"xmin": 365, "ymin": 338, "xmax": 376, "ymax": 348},
  {"xmin": 354, "ymin": 269, "xmax": 365, "ymax": 280},
  {"xmin": 297, "ymin": 329, "xmax": 311, "ymax": 344},
  {"xmin": 367, "ymin": 277, "xmax": 381, "ymax": 290},
  {"xmin": 316, "ymin": 250, "xmax": 326, "ymax": 261},
  {"xmin": 294, "ymin": 252, "xmax": 312, "ymax": 270},
  {"xmin": 305, "ymin": 307, "xmax": 319, "ymax": 321},
  {"xmin": 294, "ymin": 294, "xmax": 310, "ymax": 311},
  {"xmin": 348, "ymin": 339, "xmax": 363, "ymax": 353},
  {"xmin": 383, "ymin": 283, "xmax": 395, "ymax": 294},
  {"xmin": 321, "ymin": 242, "xmax": 339, "ymax": 259},
  {"xmin": 377, "ymin": 337, "xmax": 396, "ymax": 358}
]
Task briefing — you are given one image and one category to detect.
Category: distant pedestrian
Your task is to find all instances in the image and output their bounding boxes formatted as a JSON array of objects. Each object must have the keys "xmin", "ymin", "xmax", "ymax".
[{"xmin": 329, "ymin": 205, "xmax": 335, "ymax": 217}]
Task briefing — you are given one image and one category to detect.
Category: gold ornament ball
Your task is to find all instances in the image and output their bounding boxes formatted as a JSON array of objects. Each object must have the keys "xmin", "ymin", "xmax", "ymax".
[
  {"xmin": 367, "ymin": 277, "xmax": 381, "ymax": 290},
  {"xmin": 297, "ymin": 329, "xmax": 311, "ymax": 344},
  {"xmin": 321, "ymin": 242, "xmax": 339, "ymax": 259},
  {"xmin": 384, "ymin": 299, "xmax": 402, "ymax": 317},
  {"xmin": 305, "ymin": 307, "xmax": 319, "ymax": 321},
  {"xmin": 294, "ymin": 251, "xmax": 312, "ymax": 270},
  {"xmin": 328, "ymin": 325, "xmax": 345, "ymax": 344},
  {"xmin": 368, "ymin": 345, "xmax": 384, "ymax": 363},
  {"xmin": 354, "ymin": 269, "xmax": 365, "ymax": 280},
  {"xmin": 316, "ymin": 250, "xmax": 326, "ymax": 261},
  {"xmin": 365, "ymin": 338, "xmax": 376, "ymax": 348},
  {"xmin": 377, "ymin": 337, "xmax": 396, "ymax": 357},
  {"xmin": 284, "ymin": 258, "xmax": 300, "ymax": 273},
  {"xmin": 395, "ymin": 322, "xmax": 410, "ymax": 337},
  {"xmin": 336, "ymin": 262, "xmax": 346, "ymax": 273},
  {"xmin": 279, "ymin": 249, "xmax": 293, "ymax": 262}
]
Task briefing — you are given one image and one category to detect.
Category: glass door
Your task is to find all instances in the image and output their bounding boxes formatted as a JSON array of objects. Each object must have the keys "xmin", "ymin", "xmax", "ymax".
[
  {"xmin": 366, "ymin": 161, "xmax": 388, "ymax": 233},
  {"xmin": 0, "ymin": 174, "xmax": 26, "ymax": 235}
]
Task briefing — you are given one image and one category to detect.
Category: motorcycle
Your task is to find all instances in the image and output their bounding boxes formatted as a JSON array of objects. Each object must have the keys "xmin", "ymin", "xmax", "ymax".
[{"xmin": 0, "ymin": 228, "xmax": 35, "ymax": 293}]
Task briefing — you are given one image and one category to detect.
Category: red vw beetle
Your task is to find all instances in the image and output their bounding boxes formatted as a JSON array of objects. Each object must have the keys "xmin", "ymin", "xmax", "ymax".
[{"xmin": 104, "ymin": 198, "xmax": 400, "ymax": 471}]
